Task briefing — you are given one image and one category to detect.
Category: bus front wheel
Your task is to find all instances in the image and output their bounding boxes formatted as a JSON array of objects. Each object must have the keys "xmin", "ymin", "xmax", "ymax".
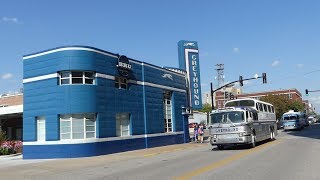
[{"xmin": 217, "ymin": 145, "xmax": 224, "ymax": 150}]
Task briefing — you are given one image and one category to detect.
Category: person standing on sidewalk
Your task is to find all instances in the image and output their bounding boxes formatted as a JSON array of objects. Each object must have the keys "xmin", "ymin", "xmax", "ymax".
[
  {"xmin": 193, "ymin": 124, "xmax": 199, "ymax": 142},
  {"xmin": 198, "ymin": 125, "xmax": 204, "ymax": 143}
]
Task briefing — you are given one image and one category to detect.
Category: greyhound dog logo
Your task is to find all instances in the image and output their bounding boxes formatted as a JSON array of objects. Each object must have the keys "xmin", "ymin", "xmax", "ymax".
[
  {"xmin": 162, "ymin": 74, "xmax": 173, "ymax": 80},
  {"xmin": 183, "ymin": 42, "xmax": 195, "ymax": 47}
]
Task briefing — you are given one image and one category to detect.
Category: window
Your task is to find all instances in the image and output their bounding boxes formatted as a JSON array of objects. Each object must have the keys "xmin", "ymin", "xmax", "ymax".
[
  {"xmin": 115, "ymin": 77, "xmax": 128, "ymax": 89},
  {"xmin": 37, "ymin": 116, "xmax": 46, "ymax": 141},
  {"xmin": 60, "ymin": 114, "xmax": 96, "ymax": 140},
  {"xmin": 288, "ymin": 94, "xmax": 292, "ymax": 99},
  {"xmin": 267, "ymin": 105, "xmax": 272, "ymax": 112},
  {"xmin": 163, "ymin": 91, "xmax": 173, "ymax": 132},
  {"xmin": 60, "ymin": 71, "xmax": 95, "ymax": 85},
  {"xmin": 263, "ymin": 104, "xmax": 267, "ymax": 112},
  {"xmin": 116, "ymin": 113, "xmax": 130, "ymax": 136}
]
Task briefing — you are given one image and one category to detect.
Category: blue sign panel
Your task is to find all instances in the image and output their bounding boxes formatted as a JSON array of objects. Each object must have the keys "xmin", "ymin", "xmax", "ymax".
[{"xmin": 178, "ymin": 40, "xmax": 203, "ymax": 110}]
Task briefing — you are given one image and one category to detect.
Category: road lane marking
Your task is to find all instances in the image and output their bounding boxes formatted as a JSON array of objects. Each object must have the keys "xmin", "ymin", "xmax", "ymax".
[
  {"xmin": 144, "ymin": 153, "xmax": 158, "ymax": 157},
  {"xmin": 174, "ymin": 139, "xmax": 282, "ymax": 180}
]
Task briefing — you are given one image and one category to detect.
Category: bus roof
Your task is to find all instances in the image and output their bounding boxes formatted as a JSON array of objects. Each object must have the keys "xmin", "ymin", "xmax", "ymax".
[{"xmin": 225, "ymin": 98, "xmax": 273, "ymax": 106}]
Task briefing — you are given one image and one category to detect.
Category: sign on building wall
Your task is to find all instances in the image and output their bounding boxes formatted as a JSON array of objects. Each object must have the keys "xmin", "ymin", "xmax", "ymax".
[{"xmin": 178, "ymin": 40, "xmax": 203, "ymax": 110}]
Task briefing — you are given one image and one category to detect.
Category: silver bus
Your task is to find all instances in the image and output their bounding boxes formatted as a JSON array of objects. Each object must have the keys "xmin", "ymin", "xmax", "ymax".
[{"xmin": 209, "ymin": 99, "xmax": 277, "ymax": 150}]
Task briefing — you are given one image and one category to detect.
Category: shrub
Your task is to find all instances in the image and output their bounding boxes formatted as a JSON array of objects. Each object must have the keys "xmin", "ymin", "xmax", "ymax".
[
  {"xmin": 0, "ymin": 131, "xmax": 7, "ymax": 145},
  {"xmin": 0, "ymin": 140, "xmax": 22, "ymax": 155}
]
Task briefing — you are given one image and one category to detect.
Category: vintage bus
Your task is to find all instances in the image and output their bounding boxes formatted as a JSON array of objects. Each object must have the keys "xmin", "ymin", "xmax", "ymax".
[
  {"xmin": 282, "ymin": 110, "xmax": 306, "ymax": 130},
  {"xmin": 209, "ymin": 98, "xmax": 277, "ymax": 150}
]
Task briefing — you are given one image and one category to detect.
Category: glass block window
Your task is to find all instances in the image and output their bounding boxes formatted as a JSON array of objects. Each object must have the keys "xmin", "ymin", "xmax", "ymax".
[
  {"xmin": 37, "ymin": 116, "xmax": 46, "ymax": 141},
  {"xmin": 115, "ymin": 77, "xmax": 128, "ymax": 89},
  {"xmin": 163, "ymin": 91, "xmax": 173, "ymax": 132},
  {"xmin": 60, "ymin": 71, "xmax": 95, "ymax": 85},
  {"xmin": 60, "ymin": 114, "xmax": 96, "ymax": 140},
  {"xmin": 116, "ymin": 113, "xmax": 131, "ymax": 136}
]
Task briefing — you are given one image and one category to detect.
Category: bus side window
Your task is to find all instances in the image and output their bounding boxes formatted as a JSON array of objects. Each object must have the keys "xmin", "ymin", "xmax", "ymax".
[
  {"xmin": 267, "ymin": 105, "xmax": 271, "ymax": 112},
  {"xmin": 259, "ymin": 103, "xmax": 263, "ymax": 112},
  {"xmin": 246, "ymin": 111, "xmax": 249, "ymax": 120},
  {"xmin": 271, "ymin": 106, "xmax": 274, "ymax": 113},
  {"xmin": 253, "ymin": 112, "xmax": 258, "ymax": 120},
  {"xmin": 256, "ymin": 103, "xmax": 259, "ymax": 110},
  {"xmin": 263, "ymin": 104, "xmax": 267, "ymax": 112}
]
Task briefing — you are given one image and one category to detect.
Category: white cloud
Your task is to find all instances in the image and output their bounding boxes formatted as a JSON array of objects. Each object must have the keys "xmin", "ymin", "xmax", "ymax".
[
  {"xmin": 1, "ymin": 73, "xmax": 13, "ymax": 80},
  {"xmin": 0, "ymin": 17, "xmax": 21, "ymax": 24},
  {"xmin": 296, "ymin": 64, "xmax": 304, "ymax": 68},
  {"xmin": 271, "ymin": 60, "xmax": 280, "ymax": 67},
  {"xmin": 309, "ymin": 96, "xmax": 320, "ymax": 104},
  {"xmin": 233, "ymin": 48, "xmax": 240, "ymax": 53}
]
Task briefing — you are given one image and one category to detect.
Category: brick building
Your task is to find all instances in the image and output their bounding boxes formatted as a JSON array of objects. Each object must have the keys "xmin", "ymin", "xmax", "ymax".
[{"xmin": 215, "ymin": 88, "xmax": 303, "ymax": 109}]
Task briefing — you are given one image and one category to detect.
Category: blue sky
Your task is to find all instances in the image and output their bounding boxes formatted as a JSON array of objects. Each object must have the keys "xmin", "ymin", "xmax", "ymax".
[{"xmin": 1, "ymin": 0, "xmax": 320, "ymax": 112}]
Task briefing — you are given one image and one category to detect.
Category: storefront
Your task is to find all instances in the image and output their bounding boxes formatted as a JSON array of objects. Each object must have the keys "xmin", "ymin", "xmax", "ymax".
[{"xmin": 22, "ymin": 46, "xmax": 191, "ymax": 159}]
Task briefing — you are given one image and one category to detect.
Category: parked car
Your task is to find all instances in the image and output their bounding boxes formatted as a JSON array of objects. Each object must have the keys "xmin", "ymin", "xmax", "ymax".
[{"xmin": 188, "ymin": 123, "xmax": 198, "ymax": 128}]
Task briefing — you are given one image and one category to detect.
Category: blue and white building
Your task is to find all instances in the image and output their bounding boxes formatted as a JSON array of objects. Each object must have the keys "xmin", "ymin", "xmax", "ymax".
[{"xmin": 22, "ymin": 42, "xmax": 202, "ymax": 159}]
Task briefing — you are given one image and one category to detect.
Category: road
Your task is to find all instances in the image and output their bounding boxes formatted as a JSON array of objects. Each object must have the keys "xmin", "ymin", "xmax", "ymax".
[{"xmin": 1, "ymin": 124, "xmax": 320, "ymax": 180}]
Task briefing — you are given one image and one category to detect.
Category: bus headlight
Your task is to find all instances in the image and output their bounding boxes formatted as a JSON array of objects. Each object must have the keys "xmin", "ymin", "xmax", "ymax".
[
  {"xmin": 239, "ymin": 133, "xmax": 243, "ymax": 137},
  {"xmin": 213, "ymin": 134, "xmax": 217, "ymax": 139}
]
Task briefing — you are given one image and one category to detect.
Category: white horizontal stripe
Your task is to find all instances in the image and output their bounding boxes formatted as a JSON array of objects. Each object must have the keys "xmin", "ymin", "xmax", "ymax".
[
  {"xmin": 23, "ymin": 73, "xmax": 186, "ymax": 92},
  {"xmin": 142, "ymin": 81, "xmax": 186, "ymax": 93},
  {"xmin": 95, "ymin": 73, "xmax": 114, "ymax": 80},
  {"xmin": 23, "ymin": 131, "xmax": 184, "ymax": 145},
  {"xmin": 143, "ymin": 63, "xmax": 186, "ymax": 77},
  {"xmin": 23, "ymin": 47, "xmax": 118, "ymax": 60},
  {"xmin": 23, "ymin": 73, "xmax": 58, "ymax": 83}
]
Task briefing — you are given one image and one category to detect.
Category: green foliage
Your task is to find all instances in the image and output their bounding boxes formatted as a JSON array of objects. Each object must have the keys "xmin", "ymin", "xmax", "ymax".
[
  {"xmin": 260, "ymin": 94, "xmax": 305, "ymax": 120},
  {"xmin": 0, "ymin": 131, "xmax": 7, "ymax": 145},
  {"xmin": 198, "ymin": 103, "xmax": 212, "ymax": 113},
  {"xmin": 287, "ymin": 100, "xmax": 304, "ymax": 112},
  {"xmin": 0, "ymin": 147, "xmax": 10, "ymax": 155}
]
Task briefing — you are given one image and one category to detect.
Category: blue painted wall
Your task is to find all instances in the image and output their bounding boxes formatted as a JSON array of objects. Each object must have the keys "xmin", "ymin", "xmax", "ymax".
[{"xmin": 23, "ymin": 46, "xmax": 188, "ymax": 159}]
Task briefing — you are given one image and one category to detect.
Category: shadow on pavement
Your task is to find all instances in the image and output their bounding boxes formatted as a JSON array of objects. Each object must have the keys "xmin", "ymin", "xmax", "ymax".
[
  {"xmin": 210, "ymin": 139, "xmax": 274, "ymax": 151},
  {"xmin": 281, "ymin": 123, "xmax": 320, "ymax": 140}
]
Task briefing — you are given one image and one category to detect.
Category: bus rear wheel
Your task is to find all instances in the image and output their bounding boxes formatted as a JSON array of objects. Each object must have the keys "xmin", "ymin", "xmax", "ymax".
[
  {"xmin": 250, "ymin": 134, "xmax": 256, "ymax": 148},
  {"xmin": 270, "ymin": 129, "xmax": 275, "ymax": 141}
]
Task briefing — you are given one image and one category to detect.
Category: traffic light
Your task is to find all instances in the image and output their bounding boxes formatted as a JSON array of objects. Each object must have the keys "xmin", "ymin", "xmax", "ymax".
[
  {"xmin": 306, "ymin": 89, "xmax": 309, "ymax": 96},
  {"xmin": 239, "ymin": 76, "xmax": 243, "ymax": 86},
  {"xmin": 262, "ymin": 73, "xmax": 267, "ymax": 84},
  {"xmin": 230, "ymin": 93, "xmax": 235, "ymax": 100},
  {"xmin": 224, "ymin": 92, "xmax": 229, "ymax": 99}
]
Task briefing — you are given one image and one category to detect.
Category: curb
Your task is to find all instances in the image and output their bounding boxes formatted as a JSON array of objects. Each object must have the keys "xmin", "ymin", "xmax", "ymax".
[{"xmin": 0, "ymin": 153, "xmax": 22, "ymax": 159}]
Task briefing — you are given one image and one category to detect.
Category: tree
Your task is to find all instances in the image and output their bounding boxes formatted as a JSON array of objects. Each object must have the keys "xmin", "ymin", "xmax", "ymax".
[
  {"xmin": 198, "ymin": 103, "xmax": 212, "ymax": 124},
  {"xmin": 260, "ymin": 94, "xmax": 305, "ymax": 120},
  {"xmin": 260, "ymin": 94, "xmax": 290, "ymax": 120},
  {"xmin": 198, "ymin": 103, "xmax": 212, "ymax": 114},
  {"xmin": 287, "ymin": 100, "xmax": 304, "ymax": 112}
]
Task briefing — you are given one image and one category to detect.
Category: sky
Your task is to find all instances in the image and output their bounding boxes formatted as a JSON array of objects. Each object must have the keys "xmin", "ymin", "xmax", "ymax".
[{"xmin": 1, "ymin": 0, "xmax": 320, "ymax": 112}]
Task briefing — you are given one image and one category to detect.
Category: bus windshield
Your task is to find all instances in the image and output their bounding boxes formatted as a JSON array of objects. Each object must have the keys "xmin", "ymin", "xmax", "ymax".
[
  {"xmin": 211, "ymin": 111, "xmax": 245, "ymax": 124},
  {"xmin": 283, "ymin": 115, "xmax": 297, "ymax": 120},
  {"xmin": 225, "ymin": 100, "xmax": 255, "ymax": 107}
]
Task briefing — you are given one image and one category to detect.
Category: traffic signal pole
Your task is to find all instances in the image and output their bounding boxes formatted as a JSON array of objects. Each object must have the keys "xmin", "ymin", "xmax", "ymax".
[
  {"xmin": 210, "ymin": 73, "xmax": 267, "ymax": 110},
  {"xmin": 305, "ymin": 89, "xmax": 320, "ymax": 96}
]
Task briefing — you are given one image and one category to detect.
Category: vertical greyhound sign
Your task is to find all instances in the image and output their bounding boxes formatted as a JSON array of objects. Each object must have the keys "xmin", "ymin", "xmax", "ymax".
[{"xmin": 178, "ymin": 40, "xmax": 202, "ymax": 110}]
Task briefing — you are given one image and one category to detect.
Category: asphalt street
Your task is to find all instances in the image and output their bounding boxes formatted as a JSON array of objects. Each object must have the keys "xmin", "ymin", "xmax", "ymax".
[{"xmin": 1, "ymin": 124, "xmax": 320, "ymax": 180}]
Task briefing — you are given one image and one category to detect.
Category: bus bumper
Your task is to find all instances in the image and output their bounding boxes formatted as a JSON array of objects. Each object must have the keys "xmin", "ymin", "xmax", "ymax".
[{"xmin": 209, "ymin": 135, "xmax": 252, "ymax": 146}]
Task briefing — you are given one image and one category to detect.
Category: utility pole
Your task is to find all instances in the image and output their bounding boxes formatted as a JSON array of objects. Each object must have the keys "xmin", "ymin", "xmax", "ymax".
[
  {"xmin": 215, "ymin": 64, "xmax": 224, "ymax": 88},
  {"xmin": 215, "ymin": 64, "xmax": 224, "ymax": 108}
]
